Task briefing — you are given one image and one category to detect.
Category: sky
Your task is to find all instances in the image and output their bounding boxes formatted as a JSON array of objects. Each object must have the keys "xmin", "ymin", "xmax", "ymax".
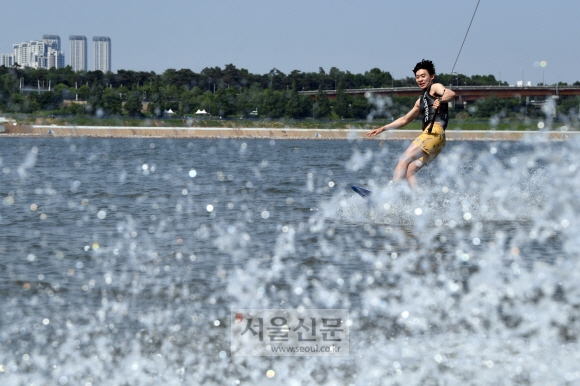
[{"xmin": 2, "ymin": 0, "xmax": 579, "ymax": 86}]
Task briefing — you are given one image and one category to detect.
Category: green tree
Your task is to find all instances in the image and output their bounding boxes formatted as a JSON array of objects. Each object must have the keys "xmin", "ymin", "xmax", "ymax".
[
  {"xmin": 235, "ymin": 89, "xmax": 254, "ymax": 117},
  {"xmin": 313, "ymin": 86, "xmax": 331, "ymax": 118},
  {"xmin": 1, "ymin": 72, "xmax": 19, "ymax": 94},
  {"xmin": 334, "ymin": 78, "xmax": 350, "ymax": 118},
  {"xmin": 285, "ymin": 82, "xmax": 302, "ymax": 118},
  {"xmin": 261, "ymin": 88, "xmax": 276, "ymax": 118},
  {"xmin": 179, "ymin": 89, "xmax": 197, "ymax": 116},
  {"xmin": 220, "ymin": 87, "xmax": 238, "ymax": 116},
  {"xmin": 117, "ymin": 85, "xmax": 129, "ymax": 100},
  {"xmin": 558, "ymin": 96, "xmax": 580, "ymax": 115},
  {"xmin": 86, "ymin": 84, "xmax": 104, "ymax": 115},
  {"xmin": 247, "ymin": 83, "xmax": 264, "ymax": 114},
  {"xmin": 364, "ymin": 68, "xmax": 393, "ymax": 88},
  {"xmin": 8, "ymin": 93, "xmax": 39, "ymax": 113},
  {"xmin": 471, "ymin": 96, "xmax": 521, "ymax": 118},
  {"xmin": 124, "ymin": 91, "xmax": 143, "ymax": 117},
  {"xmin": 103, "ymin": 88, "xmax": 122, "ymax": 115},
  {"xmin": 261, "ymin": 88, "xmax": 286, "ymax": 118},
  {"xmin": 350, "ymin": 95, "xmax": 371, "ymax": 119},
  {"xmin": 147, "ymin": 92, "xmax": 163, "ymax": 117},
  {"xmin": 195, "ymin": 91, "xmax": 215, "ymax": 116},
  {"xmin": 329, "ymin": 67, "xmax": 342, "ymax": 89},
  {"xmin": 37, "ymin": 91, "xmax": 64, "ymax": 111},
  {"xmin": 78, "ymin": 85, "xmax": 90, "ymax": 100},
  {"xmin": 67, "ymin": 102, "xmax": 86, "ymax": 116}
]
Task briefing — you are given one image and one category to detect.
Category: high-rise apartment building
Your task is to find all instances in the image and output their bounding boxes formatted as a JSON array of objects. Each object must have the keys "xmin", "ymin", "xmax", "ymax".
[
  {"xmin": 43, "ymin": 34, "xmax": 61, "ymax": 51},
  {"xmin": 1, "ymin": 34, "xmax": 109, "ymax": 71},
  {"xmin": 1, "ymin": 35, "xmax": 65, "ymax": 69},
  {"xmin": 1, "ymin": 53, "xmax": 14, "ymax": 67},
  {"xmin": 8, "ymin": 41, "xmax": 44, "ymax": 68},
  {"xmin": 29, "ymin": 41, "xmax": 46, "ymax": 69},
  {"xmin": 69, "ymin": 35, "xmax": 87, "ymax": 72},
  {"xmin": 12, "ymin": 42, "xmax": 29, "ymax": 67},
  {"xmin": 48, "ymin": 50, "xmax": 65, "ymax": 69},
  {"xmin": 41, "ymin": 34, "xmax": 65, "ymax": 69},
  {"xmin": 92, "ymin": 36, "xmax": 111, "ymax": 72}
]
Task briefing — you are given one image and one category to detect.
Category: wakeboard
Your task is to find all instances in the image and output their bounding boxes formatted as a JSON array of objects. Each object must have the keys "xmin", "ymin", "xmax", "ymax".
[{"xmin": 351, "ymin": 186, "xmax": 371, "ymax": 198}]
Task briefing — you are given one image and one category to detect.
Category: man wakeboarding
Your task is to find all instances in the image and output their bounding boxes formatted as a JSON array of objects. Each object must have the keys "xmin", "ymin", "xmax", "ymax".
[{"xmin": 367, "ymin": 59, "xmax": 456, "ymax": 189}]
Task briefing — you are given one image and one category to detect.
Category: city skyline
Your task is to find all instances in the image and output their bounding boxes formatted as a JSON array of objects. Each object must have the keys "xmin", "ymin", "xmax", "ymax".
[
  {"xmin": 1, "ymin": 34, "xmax": 112, "ymax": 72},
  {"xmin": 1, "ymin": 35, "xmax": 65, "ymax": 70}
]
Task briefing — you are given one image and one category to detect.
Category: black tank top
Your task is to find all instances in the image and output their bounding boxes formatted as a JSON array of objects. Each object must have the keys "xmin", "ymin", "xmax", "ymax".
[{"xmin": 420, "ymin": 84, "xmax": 449, "ymax": 130}]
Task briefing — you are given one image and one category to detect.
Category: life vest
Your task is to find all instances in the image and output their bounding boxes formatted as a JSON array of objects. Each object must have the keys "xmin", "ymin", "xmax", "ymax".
[{"xmin": 420, "ymin": 84, "xmax": 449, "ymax": 131}]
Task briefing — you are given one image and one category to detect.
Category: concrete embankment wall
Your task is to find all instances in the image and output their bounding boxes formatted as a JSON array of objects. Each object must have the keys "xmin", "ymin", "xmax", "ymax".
[{"xmin": 3, "ymin": 125, "xmax": 578, "ymax": 141}]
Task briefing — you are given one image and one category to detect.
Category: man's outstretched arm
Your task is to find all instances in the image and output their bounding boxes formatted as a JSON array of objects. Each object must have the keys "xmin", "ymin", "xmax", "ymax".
[{"xmin": 367, "ymin": 100, "xmax": 421, "ymax": 136}]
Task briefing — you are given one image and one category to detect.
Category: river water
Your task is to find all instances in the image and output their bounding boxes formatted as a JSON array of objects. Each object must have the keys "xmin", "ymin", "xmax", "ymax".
[{"xmin": 0, "ymin": 135, "xmax": 579, "ymax": 385}]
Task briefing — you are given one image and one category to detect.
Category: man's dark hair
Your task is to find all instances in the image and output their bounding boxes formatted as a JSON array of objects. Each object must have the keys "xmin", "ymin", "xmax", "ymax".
[{"xmin": 413, "ymin": 59, "xmax": 436, "ymax": 75}]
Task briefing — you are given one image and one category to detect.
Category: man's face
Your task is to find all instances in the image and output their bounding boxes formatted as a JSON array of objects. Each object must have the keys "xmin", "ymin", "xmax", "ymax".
[{"xmin": 415, "ymin": 69, "xmax": 434, "ymax": 90}]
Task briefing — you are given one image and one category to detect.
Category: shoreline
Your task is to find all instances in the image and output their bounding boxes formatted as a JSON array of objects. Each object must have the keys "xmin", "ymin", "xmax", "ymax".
[{"xmin": 2, "ymin": 125, "xmax": 578, "ymax": 141}]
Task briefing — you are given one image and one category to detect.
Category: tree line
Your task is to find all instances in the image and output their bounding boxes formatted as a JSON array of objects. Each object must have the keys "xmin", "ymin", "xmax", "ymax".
[{"xmin": 0, "ymin": 64, "xmax": 578, "ymax": 119}]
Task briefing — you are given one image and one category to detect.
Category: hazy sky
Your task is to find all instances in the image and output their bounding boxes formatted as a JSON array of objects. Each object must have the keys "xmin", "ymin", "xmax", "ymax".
[{"xmin": 2, "ymin": 0, "xmax": 579, "ymax": 85}]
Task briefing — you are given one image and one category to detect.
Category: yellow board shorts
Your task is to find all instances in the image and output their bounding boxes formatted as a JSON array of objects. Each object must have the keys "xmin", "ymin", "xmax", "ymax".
[{"xmin": 413, "ymin": 123, "xmax": 446, "ymax": 166}]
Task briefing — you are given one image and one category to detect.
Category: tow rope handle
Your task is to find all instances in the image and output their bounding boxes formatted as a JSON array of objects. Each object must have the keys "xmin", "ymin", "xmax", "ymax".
[{"xmin": 427, "ymin": 89, "xmax": 446, "ymax": 134}]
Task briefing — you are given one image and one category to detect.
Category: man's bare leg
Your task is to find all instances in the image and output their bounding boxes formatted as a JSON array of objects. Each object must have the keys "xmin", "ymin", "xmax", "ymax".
[
  {"xmin": 406, "ymin": 160, "xmax": 424, "ymax": 189},
  {"xmin": 392, "ymin": 143, "xmax": 428, "ymax": 188}
]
